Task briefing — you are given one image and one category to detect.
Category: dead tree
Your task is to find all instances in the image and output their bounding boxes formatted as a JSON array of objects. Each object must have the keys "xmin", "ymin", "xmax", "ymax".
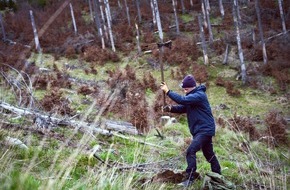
[
  {"xmin": 203, "ymin": 0, "xmax": 213, "ymax": 43},
  {"xmin": 0, "ymin": 13, "xmax": 6, "ymax": 41},
  {"xmin": 172, "ymin": 0, "xmax": 180, "ymax": 35},
  {"xmin": 219, "ymin": 0, "xmax": 225, "ymax": 18},
  {"xmin": 29, "ymin": 10, "xmax": 41, "ymax": 53},
  {"xmin": 198, "ymin": 14, "xmax": 208, "ymax": 65},
  {"xmin": 99, "ymin": 0, "xmax": 108, "ymax": 40},
  {"xmin": 124, "ymin": 0, "xmax": 131, "ymax": 26},
  {"xmin": 88, "ymin": 0, "xmax": 94, "ymax": 21},
  {"xmin": 104, "ymin": 0, "xmax": 115, "ymax": 52},
  {"xmin": 278, "ymin": 0, "xmax": 287, "ymax": 34},
  {"xmin": 180, "ymin": 0, "xmax": 185, "ymax": 14},
  {"xmin": 92, "ymin": 0, "xmax": 105, "ymax": 49},
  {"xmin": 223, "ymin": 33, "xmax": 230, "ymax": 65},
  {"xmin": 234, "ymin": 0, "xmax": 242, "ymax": 27},
  {"xmin": 233, "ymin": 0, "xmax": 247, "ymax": 84},
  {"xmin": 136, "ymin": 0, "xmax": 142, "ymax": 23},
  {"xmin": 135, "ymin": 23, "xmax": 142, "ymax": 54},
  {"xmin": 255, "ymin": 0, "xmax": 267, "ymax": 64},
  {"xmin": 153, "ymin": 0, "xmax": 166, "ymax": 105},
  {"xmin": 150, "ymin": 0, "xmax": 156, "ymax": 27},
  {"xmin": 69, "ymin": 3, "xmax": 77, "ymax": 35}
]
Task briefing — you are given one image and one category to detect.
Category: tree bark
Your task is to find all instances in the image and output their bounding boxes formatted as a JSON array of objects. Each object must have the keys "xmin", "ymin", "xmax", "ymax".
[
  {"xmin": 233, "ymin": 0, "xmax": 246, "ymax": 84},
  {"xmin": 92, "ymin": 0, "xmax": 105, "ymax": 49},
  {"xmin": 219, "ymin": 0, "xmax": 225, "ymax": 18},
  {"xmin": 278, "ymin": 0, "xmax": 287, "ymax": 34},
  {"xmin": 255, "ymin": 0, "xmax": 267, "ymax": 64},
  {"xmin": 0, "ymin": 12, "xmax": 6, "ymax": 41},
  {"xmin": 29, "ymin": 10, "xmax": 41, "ymax": 53},
  {"xmin": 172, "ymin": 0, "xmax": 180, "ymax": 35},
  {"xmin": 203, "ymin": 0, "xmax": 213, "ymax": 43},
  {"xmin": 198, "ymin": 14, "xmax": 208, "ymax": 65},
  {"xmin": 104, "ymin": 0, "xmax": 115, "ymax": 52},
  {"xmin": 124, "ymin": 0, "xmax": 131, "ymax": 26},
  {"xmin": 0, "ymin": 102, "xmax": 138, "ymax": 135},
  {"xmin": 88, "ymin": 0, "xmax": 94, "ymax": 22},
  {"xmin": 69, "ymin": 3, "xmax": 78, "ymax": 35},
  {"xmin": 136, "ymin": 0, "xmax": 142, "ymax": 23}
]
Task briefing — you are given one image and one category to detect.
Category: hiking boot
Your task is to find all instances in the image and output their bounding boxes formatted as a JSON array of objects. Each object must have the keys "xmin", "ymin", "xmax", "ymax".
[{"xmin": 177, "ymin": 179, "xmax": 194, "ymax": 187}]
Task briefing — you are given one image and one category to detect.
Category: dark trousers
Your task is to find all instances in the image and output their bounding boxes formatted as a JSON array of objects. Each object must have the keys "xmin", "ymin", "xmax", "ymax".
[{"xmin": 186, "ymin": 135, "xmax": 221, "ymax": 180}]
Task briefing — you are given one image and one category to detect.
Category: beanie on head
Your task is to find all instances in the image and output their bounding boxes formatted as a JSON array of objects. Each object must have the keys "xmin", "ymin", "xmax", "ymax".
[{"xmin": 180, "ymin": 75, "xmax": 196, "ymax": 88}]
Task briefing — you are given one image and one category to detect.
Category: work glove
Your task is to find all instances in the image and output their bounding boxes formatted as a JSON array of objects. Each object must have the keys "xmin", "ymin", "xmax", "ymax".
[
  {"xmin": 162, "ymin": 105, "xmax": 171, "ymax": 112},
  {"xmin": 160, "ymin": 82, "xmax": 169, "ymax": 94}
]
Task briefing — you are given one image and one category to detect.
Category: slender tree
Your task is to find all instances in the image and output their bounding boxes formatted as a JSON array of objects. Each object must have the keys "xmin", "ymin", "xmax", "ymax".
[
  {"xmin": 99, "ymin": 0, "xmax": 108, "ymax": 40},
  {"xmin": 198, "ymin": 14, "xmax": 208, "ymax": 65},
  {"xmin": 29, "ymin": 10, "xmax": 41, "ymax": 53},
  {"xmin": 136, "ymin": 0, "xmax": 141, "ymax": 23},
  {"xmin": 172, "ymin": 0, "xmax": 180, "ymax": 35},
  {"xmin": 88, "ymin": 0, "xmax": 94, "ymax": 21},
  {"xmin": 0, "ymin": 13, "xmax": 6, "ymax": 41},
  {"xmin": 180, "ymin": 0, "xmax": 185, "ymax": 14},
  {"xmin": 278, "ymin": 0, "xmax": 287, "ymax": 34},
  {"xmin": 150, "ymin": 0, "xmax": 156, "ymax": 27},
  {"xmin": 219, "ymin": 0, "xmax": 225, "ymax": 18},
  {"xmin": 255, "ymin": 0, "xmax": 267, "ymax": 64},
  {"xmin": 92, "ymin": 0, "xmax": 105, "ymax": 49},
  {"xmin": 203, "ymin": 0, "xmax": 213, "ymax": 42},
  {"xmin": 135, "ymin": 23, "xmax": 141, "ymax": 54},
  {"xmin": 124, "ymin": 0, "xmax": 131, "ymax": 26},
  {"xmin": 69, "ymin": 3, "xmax": 77, "ymax": 35},
  {"xmin": 153, "ymin": 0, "xmax": 165, "ymax": 105},
  {"xmin": 233, "ymin": 0, "xmax": 246, "ymax": 84},
  {"xmin": 104, "ymin": 0, "xmax": 115, "ymax": 52}
]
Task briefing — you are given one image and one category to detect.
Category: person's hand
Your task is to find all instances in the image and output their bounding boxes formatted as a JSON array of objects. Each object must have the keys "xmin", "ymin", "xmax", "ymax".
[
  {"xmin": 160, "ymin": 82, "xmax": 169, "ymax": 94},
  {"xmin": 162, "ymin": 105, "xmax": 171, "ymax": 112}
]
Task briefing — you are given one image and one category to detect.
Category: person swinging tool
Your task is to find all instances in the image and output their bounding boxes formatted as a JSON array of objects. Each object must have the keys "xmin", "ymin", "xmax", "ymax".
[{"xmin": 160, "ymin": 75, "xmax": 221, "ymax": 187}]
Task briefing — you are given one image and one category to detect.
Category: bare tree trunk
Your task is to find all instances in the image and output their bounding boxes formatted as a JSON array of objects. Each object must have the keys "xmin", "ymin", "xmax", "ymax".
[
  {"xmin": 118, "ymin": 0, "xmax": 122, "ymax": 9},
  {"xmin": 153, "ymin": 0, "xmax": 165, "ymax": 105},
  {"xmin": 251, "ymin": 28, "xmax": 256, "ymax": 45},
  {"xmin": 198, "ymin": 14, "xmax": 208, "ymax": 65},
  {"xmin": 29, "ymin": 10, "xmax": 41, "ymax": 53},
  {"xmin": 124, "ymin": 0, "xmax": 131, "ymax": 26},
  {"xmin": 205, "ymin": 0, "xmax": 210, "ymax": 11},
  {"xmin": 92, "ymin": 0, "xmax": 105, "ymax": 49},
  {"xmin": 278, "ymin": 0, "xmax": 287, "ymax": 34},
  {"xmin": 233, "ymin": 0, "xmax": 246, "ymax": 84},
  {"xmin": 234, "ymin": 0, "xmax": 242, "ymax": 26},
  {"xmin": 99, "ymin": 0, "xmax": 108, "ymax": 41},
  {"xmin": 201, "ymin": 0, "xmax": 207, "ymax": 28},
  {"xmin": 222, "ymin": 44, "xmax": 230, "ymax": 65},
  {"xmin": 255, "ymin": 0, "xmax": 267, "ymax": 64},
  {"xmin": 219, "ymin": 0, "xmax": 225, "ymax": 18},
  {"xmin": 190, "ymin": 0, "xmax": 193, "ymax": 8},
  {"xmin": 150, "ymin": 0, "xmax": 156, "ymax": 27},
  {"xmin": 180, "ymin": 0, "xmax": 185, "ymax": 14},
  {"xmin": 136, "ymin": 0, "xmax": 142, "ymax": 23},
  {"xmin": 69, "ymin": 3, "xmax": 78, "ymax": 35},
  {"xmin": 203, "ymin": 0, "xmax": 213, "ymax": 43},
  {"xmin": 0, "ymin": 13, "xmax": 6, "ymax": 41},
  {"xmin": 135, "ymin": 23, "xmax": 142, "ymax": 54},
  {"xmin": 88, "ymin": 0, "xmax": 94, "ymax": 22},
  {"xmin": 172, "ymin": 0, "xmax": 180, "ymax": 35},
  {"xmin": 104, "ymin": 0, "xmax": 115, "ymax": 52}
]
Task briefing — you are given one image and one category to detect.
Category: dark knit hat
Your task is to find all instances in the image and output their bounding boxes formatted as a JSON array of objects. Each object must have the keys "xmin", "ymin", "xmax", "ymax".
[{"xmin": 180, "ymin": 75, "xmax": 196, "ymax": 88}]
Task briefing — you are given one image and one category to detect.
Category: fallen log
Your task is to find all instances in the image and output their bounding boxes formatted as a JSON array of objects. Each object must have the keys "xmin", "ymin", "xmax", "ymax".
[{"xmin": 0, "ymin": 101, "xmax": 137, "ymax": 135}]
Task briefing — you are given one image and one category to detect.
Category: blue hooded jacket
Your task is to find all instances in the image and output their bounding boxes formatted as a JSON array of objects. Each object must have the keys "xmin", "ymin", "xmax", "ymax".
[{"xmin": 167, "ymin": 85, "xmax": 215, "ymax": 137}]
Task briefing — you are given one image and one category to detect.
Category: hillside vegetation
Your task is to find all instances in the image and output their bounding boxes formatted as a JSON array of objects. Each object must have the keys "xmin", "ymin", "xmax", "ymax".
[{"xmin": 0, "ymin": 0, "xmax": 289, "ymax": 189}]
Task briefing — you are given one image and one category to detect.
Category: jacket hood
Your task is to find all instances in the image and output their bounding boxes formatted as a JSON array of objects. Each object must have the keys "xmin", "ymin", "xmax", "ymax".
[{"xmin": 188, "ymin": 84, "xmax": 206, "ymax": 94}]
